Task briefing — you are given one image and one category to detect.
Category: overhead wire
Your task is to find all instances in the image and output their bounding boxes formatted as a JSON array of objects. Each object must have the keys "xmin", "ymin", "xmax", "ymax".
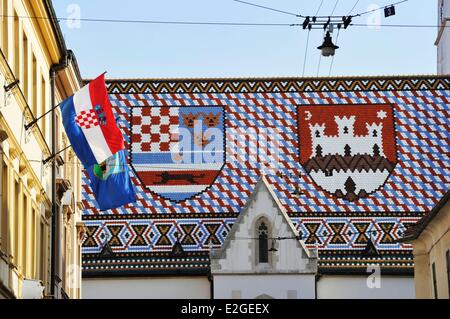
[
  {"xmin": 328, "ymin": 27, "xmax": 340, "ymax": 76},
  {"xmin": 315, "ymin": 0, "xmax": 340, "ymax": 77},
  {"xmin": 315, "ymin": 0, "xmax": 325, "ymax": 16},
  {"xmin": 234, "ymin": 223, "xmax": 410, "ymax": 242},
  {"xmin": 232, "ymin": 0, "xmax": 302, "ymax": 17},
  {"xmin": 0, "ymin": 14, "xmax": 293, "ymax": 27},
  {"xmin": 330, "ymin": 0, "xmax": 340, "ymax": 16},
  {"xmin": 353, "ymin": 0, "xmax": 408, "ymax": 17},
  {"xmin": 301, "ymin": 29, "xmax": 311, "ymax": 77},
  {"xmin": 326, "ymin": 0, "xmax": 341, "ymax": 76},
  {"xmin": 313, "ymin": 0, "xmax": 328, "ymax": 77},
  {"xmin": 0, "ymin": 13, "xmax": 446, "ymax": 28},
  {"xmin": 347, "ymin": 0, "xmax": 361, "ymax": 15}
]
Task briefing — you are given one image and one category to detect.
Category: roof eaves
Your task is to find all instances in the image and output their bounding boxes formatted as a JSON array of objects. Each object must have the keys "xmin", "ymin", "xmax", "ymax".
[{"xmin": 401, "ymin": 190, "xmax": 450, "ymax": 242}]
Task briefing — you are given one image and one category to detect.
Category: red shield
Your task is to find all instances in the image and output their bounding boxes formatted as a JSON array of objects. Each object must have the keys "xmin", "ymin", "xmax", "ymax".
[{"xmin": 297, "ymin": 104, "xmax": 397, "ymax": 201}]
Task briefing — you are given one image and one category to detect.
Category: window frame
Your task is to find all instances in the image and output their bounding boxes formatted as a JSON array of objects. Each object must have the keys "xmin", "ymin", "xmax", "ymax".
[
  {"xmin": 254, "ymin": 217, "xmax": 273, "ymax": 268},
  {"xmin": 432, "ymin": 261, "xmax": 438, "ymax": 299},
  {"xmin": 446, "ymin": 250, "xmax": 450, "ymax": 299}
]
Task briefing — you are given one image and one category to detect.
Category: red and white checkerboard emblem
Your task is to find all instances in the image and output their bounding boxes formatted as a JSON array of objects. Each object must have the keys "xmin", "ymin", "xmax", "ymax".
[
  {"xmin": 75, "ymin": 109, "xmax": 100, "ymax": 129},
  {"xmin": 130, "ymin": 106, "xmax": 226, "ymax": 202}
]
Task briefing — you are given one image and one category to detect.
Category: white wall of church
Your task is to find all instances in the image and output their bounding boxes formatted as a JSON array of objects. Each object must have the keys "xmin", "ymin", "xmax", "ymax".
[
  {"xmin": 82, "ymin": 276, "xmax": 210, "ymax": 299},
  {"xmin": 317, "ymin": 275, "xmax": 415, "ymax": 299},
  {"xmin": 213, "ymin": 275, "xmax": 316, "ymax": 299},
  {"xmin": 212, "ymin": 182, "xmax": 315, "ymax": 274}
]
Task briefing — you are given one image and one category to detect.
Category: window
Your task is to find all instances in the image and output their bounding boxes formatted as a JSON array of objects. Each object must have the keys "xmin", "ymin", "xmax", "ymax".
[
  {"xmin": 21, "ymin": 191, "xmax": 28, "ymax": 275},
  {"xmin": 432, "ymin": 262, "xmax": 438, "ymax": 299},
  {"xmin": 39, "ymin": 220, "xmax": 46, "ymax": 282},
  {"xmin": 55, "ymin": 112, "xmax": 60, "ymax": 151},
  {"xmin": 31, "ymin": 207, "xmax": 37, "ymax": 277},
  {"xmin": 0, "ymin": 159, "xmax": 8, "ymax": 254},
  {"xmin": 13, "ymin": 11, "xmax": 19, "ymax": 77},
  {"xmin": 62, "ymin": 225, "xmax": 67, "ymax": 288},
  {"xmin": 32, "ymin": 54, "xmax": 37, "ymax": 115},
  {"xmin": 446, "ymin": 250, "xmax": 450, "ymax": 299},
  {"xmin": 258, "ymin": 221, "xmax": 269, "ymax": 263},
  {"xmin": 40, "ymin": 74, "xmax": 46, "ymax": 135},
  {"xmin": 22, "ymin": 33, "xmax": 29, "ymax": 100},
  {"xmin": 1, "ymin": 0, "xmax": 8, "ymax": 54},
  {"xmin": 13, "ymin": 178, "xmax": 19, "ymax": 265}
]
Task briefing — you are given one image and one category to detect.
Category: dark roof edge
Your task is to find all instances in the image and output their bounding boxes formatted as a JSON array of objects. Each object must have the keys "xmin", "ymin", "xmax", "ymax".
[
  {"xmin": 82, "ymin": 268, "xmax": 209, "ymax": 278},
  {"xmin": 67, "ymin": 49, "xmax": 83, "ymax": 86},
  {"xmin": 43, "ymin": 1, "xmax": 83, "ymax": 85},
  {"xmin": 401, "ymin": 190, "xmax": 450, "ymax": 242},
  {"xmin": 43, "ymin": 0, "xmax": 66, "ymax": 55},
  {"xmin": 318, "ymin": 267, "xmax": 414, "ymax": 276},
  {"xmin": 81, "ymin": 267, "xmax": 413, "ymax": 278}
]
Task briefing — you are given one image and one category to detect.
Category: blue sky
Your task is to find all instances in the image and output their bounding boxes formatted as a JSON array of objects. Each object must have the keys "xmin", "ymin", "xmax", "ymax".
[{"xmin": 52, "ymin": 0, "xmax": 437, "ymax": 79}]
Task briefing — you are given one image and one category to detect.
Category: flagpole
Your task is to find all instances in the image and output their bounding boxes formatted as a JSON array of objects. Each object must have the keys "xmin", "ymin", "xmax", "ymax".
[
  {"xmin": 24, "ymin": 101, "xmax": 63, "ymax": 131},
  {"xmin": 24, "ymin": 71, "xmax": 108, "ymax": 131},
  {"xmin": 42, "ymin": 144, "xmax": 72, "ymax": 165}
]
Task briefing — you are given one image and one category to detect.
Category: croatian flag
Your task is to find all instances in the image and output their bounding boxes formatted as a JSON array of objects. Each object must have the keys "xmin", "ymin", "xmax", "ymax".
[{"xmin": 60, "ymin": 73, "xmax": 124, "ymax": 168}]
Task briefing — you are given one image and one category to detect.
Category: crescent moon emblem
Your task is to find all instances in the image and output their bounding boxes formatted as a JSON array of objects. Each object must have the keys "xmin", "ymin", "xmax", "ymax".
[{"xmin": 305, "ymin": 111, "xmax": 312, "ymax": 121}]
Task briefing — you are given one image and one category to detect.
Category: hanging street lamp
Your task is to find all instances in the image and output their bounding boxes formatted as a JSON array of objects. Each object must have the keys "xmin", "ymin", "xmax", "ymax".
[{"xmin": 317, "ymin": 31, "xmax": 339, "ymax": 57}]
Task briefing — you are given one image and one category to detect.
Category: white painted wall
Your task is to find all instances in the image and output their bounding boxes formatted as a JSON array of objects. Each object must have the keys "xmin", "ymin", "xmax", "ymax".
[
  {"xmin": 82, "ymin": 276, "xmax": 210, "ymax": 299},
  {"xmin": 317, "ymin": 275, "xmax": 415, "ymax": 299},
  {"xmin": 212, "ymin": 179, "xmax": 316, "ymax": 274},
  {"xmin": 437, "ymin": 0, "xmax": 450, "ymax": 74},
  {"xmin": 213, "ymin": 274, "xmax": 316, "ymax": 299},
  {"xmin": 210, "ymin": 179, "xmax": 317, "ymax": 299}
]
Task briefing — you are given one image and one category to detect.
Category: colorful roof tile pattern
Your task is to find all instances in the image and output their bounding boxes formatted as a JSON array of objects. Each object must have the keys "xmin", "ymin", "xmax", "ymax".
[{"xmin": 82, "ymin": 75, "xmax": 450, "ymax": 276}]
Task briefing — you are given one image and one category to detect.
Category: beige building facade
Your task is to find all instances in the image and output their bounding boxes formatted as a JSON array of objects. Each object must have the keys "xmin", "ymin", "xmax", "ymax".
[
  {"xmin": 437, "ymin": 0, "xmax": 450, "ymax": 74},
  {"xmin": 0, "ymin": 0, "xmax": 84, "ymax": 298},
  {"xmin": 403, "ymin": 192, "xmax": 450, "ymax": 299}
]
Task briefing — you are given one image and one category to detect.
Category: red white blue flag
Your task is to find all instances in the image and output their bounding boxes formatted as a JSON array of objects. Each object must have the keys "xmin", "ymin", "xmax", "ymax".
[{"xmin": 60, "ymin": 73, "xmax": 124, "ymax": 168}]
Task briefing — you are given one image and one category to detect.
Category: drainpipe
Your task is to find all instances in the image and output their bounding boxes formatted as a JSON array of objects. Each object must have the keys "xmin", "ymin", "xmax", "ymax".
[
  {"xmin": 49, "ymin": 53, "xmax": 71, "ymax": 298},
  {"xmin": 315, "ymin": 274, "xmax": 321, "ymax": 299},
  {"xmin": 208, "ymin": 272, "xmax": 214, "ymax": 300}
]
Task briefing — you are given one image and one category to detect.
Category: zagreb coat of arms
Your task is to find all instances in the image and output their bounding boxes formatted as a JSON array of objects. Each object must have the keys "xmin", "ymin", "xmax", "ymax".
[{"xmin": 297, "ymin": 104, "xmax": 397, "ymax": 201}]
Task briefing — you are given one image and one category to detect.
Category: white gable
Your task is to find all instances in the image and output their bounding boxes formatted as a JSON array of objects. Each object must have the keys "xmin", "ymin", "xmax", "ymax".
[{"xmin": 210, "ymin": 177, "xmax": 317, "ymax": 274}]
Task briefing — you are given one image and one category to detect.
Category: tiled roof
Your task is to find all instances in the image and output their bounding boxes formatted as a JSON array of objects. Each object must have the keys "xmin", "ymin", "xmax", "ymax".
[{"xmin": 82, "ymin": 75, "xmax": 450, "ymax": 276}]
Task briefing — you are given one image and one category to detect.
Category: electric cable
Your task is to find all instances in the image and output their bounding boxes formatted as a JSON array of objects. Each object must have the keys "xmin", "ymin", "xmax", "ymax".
[
  {"xmin": 328, "ymin": 28, "xmax": 340, "ymax": 76},
  {"xmin": 348, "ymin": 0, "xmax": 361, "ymax": 15},
  {"xmin": 301, "ymin": 29, "xmax": 311, "ymax": 77},
  {"xmin": 233, "ymin": 0, "xmax": 301, "ymax": 17}
]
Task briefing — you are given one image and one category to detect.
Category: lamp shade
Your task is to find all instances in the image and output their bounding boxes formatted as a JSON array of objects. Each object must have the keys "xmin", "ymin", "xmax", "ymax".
[{"xmin": 317, "ymin": 31, "xmax": 339, "ymax": 57}]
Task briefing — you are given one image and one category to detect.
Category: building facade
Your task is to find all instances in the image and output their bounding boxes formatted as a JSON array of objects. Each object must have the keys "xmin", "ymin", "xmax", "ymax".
[
  {"xmin": 0, "ymin": 0, "xmax": 84, "ymax": 299},
  {"xmin": 402, "ymin": 192, "xmax": 450, "ymax": 299},
  {"xmin": 210, "ymin": 177, "xmax": 317, "ymax": 299},
  {"xmin": 81, "ymin": 75, "xmax": 449, "ymax": 299},
  {"xmin": 437, "ymin": 0, "xmax": 450, "ymax": 74}
]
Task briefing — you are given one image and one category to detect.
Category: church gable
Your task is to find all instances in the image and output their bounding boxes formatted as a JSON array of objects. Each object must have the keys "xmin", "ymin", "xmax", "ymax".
[{"xmin": 211, "ymin": 177, "xmax": 317, "ymax": 274}]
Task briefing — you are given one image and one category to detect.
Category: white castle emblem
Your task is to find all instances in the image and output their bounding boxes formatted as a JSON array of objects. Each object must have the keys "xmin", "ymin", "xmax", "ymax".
[
  {"xmin": 304, "ymin": 115, "xmax": 395, "ymax": 201},
  {"xmin": 309, "ymin": 116, "xmax": 384, "ymax": 157}
]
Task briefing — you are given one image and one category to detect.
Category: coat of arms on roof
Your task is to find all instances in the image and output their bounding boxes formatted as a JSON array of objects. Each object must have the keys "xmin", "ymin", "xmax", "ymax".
[
  {"xmin": 297, "ymin": 104, "xmax": 398, "ymax": 201},
  {"xmin": 130, "ymin": 106, "xmax": 225, "ymax": 202}
]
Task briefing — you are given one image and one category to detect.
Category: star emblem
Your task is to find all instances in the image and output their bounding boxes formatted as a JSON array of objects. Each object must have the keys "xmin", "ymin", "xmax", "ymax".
[{"xmin": 377, "ymin": 110, "xmax": 387, "ymax": 120}]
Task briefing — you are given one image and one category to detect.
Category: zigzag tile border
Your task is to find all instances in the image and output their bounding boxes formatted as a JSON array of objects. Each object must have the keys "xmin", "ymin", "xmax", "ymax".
[
  {"xmin": 82, "ymin": 216, "xmax": 419, "ymax": 254},
  {"xmin": 106, "ymin": 76, "xmax": 450, "ymax": 94}
]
